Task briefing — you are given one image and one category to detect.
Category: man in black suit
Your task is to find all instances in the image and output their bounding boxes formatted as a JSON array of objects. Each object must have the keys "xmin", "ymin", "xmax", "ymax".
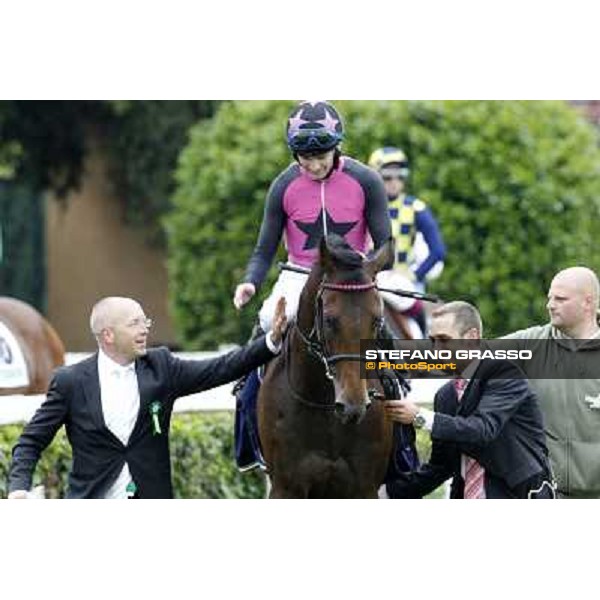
[
  {"xmin": 381, "ymin": 301, "xmax": 555, "ymax": 499},
  {"xmin": 8, "ymin": 295, "xmax": 287, "ymax": 499}
]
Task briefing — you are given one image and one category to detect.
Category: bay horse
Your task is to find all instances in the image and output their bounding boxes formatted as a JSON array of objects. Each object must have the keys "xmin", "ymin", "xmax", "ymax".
[
  {"xmin": 257, "ymin": 234, "xmax": 397, "ymax": 498},
  {"xmin": 0, "ymin": 297, "xmax": 65, "ymax": 395}
]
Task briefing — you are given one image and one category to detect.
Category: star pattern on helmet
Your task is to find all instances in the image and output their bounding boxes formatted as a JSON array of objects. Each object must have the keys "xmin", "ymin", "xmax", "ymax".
[
  {"xmin": 317, "ymin": 108, "xmax": 339, "ymax": 133},
  {"xmin": 288, "ymin": 113, "xmax": 309, "ymax": 136},
  {"xmin": 294, "ymin": 210, "xmax": 357, "ymax": 250}
]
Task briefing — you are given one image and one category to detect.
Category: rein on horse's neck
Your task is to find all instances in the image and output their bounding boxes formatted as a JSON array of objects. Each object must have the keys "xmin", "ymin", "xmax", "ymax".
[{"xmin": 285, "ymin": 326, "xmax": 336, "ymax": 410}]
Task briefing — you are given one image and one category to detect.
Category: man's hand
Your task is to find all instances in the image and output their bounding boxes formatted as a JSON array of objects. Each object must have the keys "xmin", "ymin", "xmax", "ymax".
[
  {"xmin": 270, "ymin": 297, "xmax": 288, "ymax": 346},
  {"xmin": 383, "ymin": 399, "xmax": 419, "ymax": 425},
  {"xmin": 8, "ymin": 490, "xmax": 28, "ymax": 499},
  {"xmin": 233, "ymin": 283, "xmax": 256, "ymax": 309}
]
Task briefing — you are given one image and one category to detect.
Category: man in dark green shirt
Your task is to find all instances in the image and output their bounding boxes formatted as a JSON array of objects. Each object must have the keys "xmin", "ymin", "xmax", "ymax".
[{"xmin": 504, "ymin": 267, "xmax": 600, "ymax": 498}]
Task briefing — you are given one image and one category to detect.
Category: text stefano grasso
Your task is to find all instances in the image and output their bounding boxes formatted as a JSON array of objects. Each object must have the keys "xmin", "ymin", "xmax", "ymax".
[{"xmin": 364, "ymin": 349, "xmax": 533, "ymax": 361}]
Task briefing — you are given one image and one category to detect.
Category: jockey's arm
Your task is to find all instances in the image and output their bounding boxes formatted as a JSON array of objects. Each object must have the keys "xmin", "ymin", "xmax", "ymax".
[
  {"xmin": 242, "ymin": 176, "xmax": 287, "ymax": 291},
  {"xmin": 364, "ymin": 168, "xmax": 393, "ymax": 268},
  {"xmin": 413, "ymin": 205, "xmax": 446, "ymax": 282}
]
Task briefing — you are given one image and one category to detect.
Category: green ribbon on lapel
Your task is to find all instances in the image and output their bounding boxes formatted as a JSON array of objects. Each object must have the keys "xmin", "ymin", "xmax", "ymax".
[
  {"xmin": 126, "ymin": 481, "xmax": 137, "ymax": 498},
  {"xmin": 149, "ymin": 401, "xmax": 162, "ymax": 435}
]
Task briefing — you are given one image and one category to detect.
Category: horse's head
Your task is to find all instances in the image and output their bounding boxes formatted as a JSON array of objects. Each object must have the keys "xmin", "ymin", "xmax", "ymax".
[{"xmin": 296, "ymin": 234, "xmax": 393, "ymax": 424}]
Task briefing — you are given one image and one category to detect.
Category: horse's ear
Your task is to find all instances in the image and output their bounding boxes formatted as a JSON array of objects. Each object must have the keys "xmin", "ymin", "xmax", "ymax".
[{"xmin": 365, "ymin": 237, "xmax": 395, "ymax": 279}]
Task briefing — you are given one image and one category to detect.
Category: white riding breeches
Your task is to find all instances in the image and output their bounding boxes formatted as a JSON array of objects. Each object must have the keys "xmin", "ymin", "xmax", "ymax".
[
  {"xmin": 377, "ymin": 270, "xmax": 425, "ymax": 339},
  {"xmin": 376, "ymin": 270, "xmax": 417, "ymax": 312},
  {"xmin": 258, "ymin": 265, "xmax": 309, "ymax": 332}
]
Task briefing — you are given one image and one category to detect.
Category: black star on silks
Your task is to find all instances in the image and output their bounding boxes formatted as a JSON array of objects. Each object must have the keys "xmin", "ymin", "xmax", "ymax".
[{"xmin": 294, "ymin": 210, "xmax": 358, "ymax": 250}]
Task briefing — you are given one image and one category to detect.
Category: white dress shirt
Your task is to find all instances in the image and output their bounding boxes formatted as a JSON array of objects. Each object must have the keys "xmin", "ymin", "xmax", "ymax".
[
  {"xmin": 97, "ymin": 350, "xmax": 140, "ymax": 499},
  {"xmin": 265, "ymin": 331, "xmax": 281, "ymax": 354}
]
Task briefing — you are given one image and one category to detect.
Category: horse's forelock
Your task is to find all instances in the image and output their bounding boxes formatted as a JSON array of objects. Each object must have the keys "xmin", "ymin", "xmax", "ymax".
[{"xmin": 324, "ymin": 235, "xmax": 365, "ymax": 279}]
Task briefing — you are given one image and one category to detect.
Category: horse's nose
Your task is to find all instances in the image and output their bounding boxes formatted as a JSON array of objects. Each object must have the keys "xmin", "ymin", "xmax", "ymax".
[{"xmin": 334, "ymin": 400, "xmax": 367, "ymax": 425}]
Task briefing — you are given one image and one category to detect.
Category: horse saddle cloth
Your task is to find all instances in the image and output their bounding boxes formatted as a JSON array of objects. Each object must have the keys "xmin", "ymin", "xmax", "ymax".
[{"xmin": 0, "ymin": 320, "xmax": 30, "ymax": 388}]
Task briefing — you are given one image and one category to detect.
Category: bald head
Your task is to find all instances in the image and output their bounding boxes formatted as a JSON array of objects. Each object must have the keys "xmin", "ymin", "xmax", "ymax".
[
  {"xmin": 551, "ymin": 267, "xmax": 600, "ymax": 308},
  {"xmin": 89, "ymin": 296, "xmax": 150, "ymax": 364},
  {"xmin": 90, "ymin": 297, "xmax": 144, "ymax": 336},
  {"xmin": 547, "ymin": 267, "xmax": 600, "ymax": 337}
]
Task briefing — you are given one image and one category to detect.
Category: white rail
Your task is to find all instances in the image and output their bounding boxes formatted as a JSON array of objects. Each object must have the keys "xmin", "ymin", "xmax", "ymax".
[{"xmin": 0, "ymin": 351, "xmax": 445, "ymax": 425}]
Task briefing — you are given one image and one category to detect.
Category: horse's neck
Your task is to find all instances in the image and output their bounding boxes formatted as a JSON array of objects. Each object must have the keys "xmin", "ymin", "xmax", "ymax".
[
  {"xmin": 296, "ymin": 265, "xmax": 322, "ymax": 334},
  {"xmin": 288, "ymin": 329, "xmax": 333, "ymax": 399}
]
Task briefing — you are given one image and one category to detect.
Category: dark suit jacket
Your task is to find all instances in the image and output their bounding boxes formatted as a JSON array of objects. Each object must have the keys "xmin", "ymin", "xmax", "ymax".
[
  {"xmin": 9, "ymin": 339, "xmax": 274, "ymax": 498},
  {"xmin": 387, "ymin": 360, "xmax": 552, "ymax": 499}
]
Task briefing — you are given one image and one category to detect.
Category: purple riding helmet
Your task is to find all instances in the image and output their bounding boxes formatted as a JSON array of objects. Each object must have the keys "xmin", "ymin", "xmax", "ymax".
[{"xmin": 286, "ymin": 100, "xmax": 344, "ymax": 154}]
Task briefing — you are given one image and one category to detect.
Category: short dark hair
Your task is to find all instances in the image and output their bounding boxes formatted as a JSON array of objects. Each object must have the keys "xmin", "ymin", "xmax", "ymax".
[{"xmin": 432, "ymin": 301, "xmax": 482, "ymax": 335}]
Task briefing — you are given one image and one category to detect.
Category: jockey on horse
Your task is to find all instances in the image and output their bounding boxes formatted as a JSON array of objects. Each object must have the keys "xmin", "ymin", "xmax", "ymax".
[
  {"xmin": 368, "ymin": 147, "xmax": 446, "ymax": 338},
  {"xmin": 232, "ymin": 100, "xmax": 418, "ymax": 475}
]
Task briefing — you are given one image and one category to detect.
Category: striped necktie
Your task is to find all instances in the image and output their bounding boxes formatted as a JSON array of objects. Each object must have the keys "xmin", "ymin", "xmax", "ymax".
[{"xmin": 453, "ymin": 378, "xmax": 486, "ymax": 499}]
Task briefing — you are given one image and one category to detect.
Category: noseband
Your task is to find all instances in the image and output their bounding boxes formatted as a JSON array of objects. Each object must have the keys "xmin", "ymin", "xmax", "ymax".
[{"xmin": 295, "ymin": 278, "xmax": 384, "ymax": 381}]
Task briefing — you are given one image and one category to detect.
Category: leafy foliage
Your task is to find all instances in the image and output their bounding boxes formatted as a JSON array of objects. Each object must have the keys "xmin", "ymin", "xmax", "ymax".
[
  {"xmin": 101, "ymin": 101, "xmax": 219, "ymax": 243},
  {"xmin": 0, "ymin": 100, "xmax": 219, "ymax": 243},
  {"xmin": 167, "ymin": 101, "xmax": 294, "ymax": 347},
  {"xmin": 0, "ymin": 100, "xmax": 98, "ymax": 195},
  {"xmin": 0, "ymin": 182, "xmax": 46, "ymax": 309},
  {"xmin": 168, "ymin": 100, "xmax": 600, "ymax": 347}
]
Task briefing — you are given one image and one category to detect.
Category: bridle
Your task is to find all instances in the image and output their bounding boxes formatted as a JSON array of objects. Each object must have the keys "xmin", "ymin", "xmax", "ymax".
[
  {"xmin": 278, "ymin": 262, "xmax": 437, "ymax": 409},
  {"xmin": 294, "ymin": 278, "xmax": 384, "ymax": 381}
]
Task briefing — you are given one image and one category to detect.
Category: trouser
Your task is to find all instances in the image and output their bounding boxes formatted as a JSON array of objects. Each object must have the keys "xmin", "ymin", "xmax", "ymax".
[
  {"xmin": 233, "ymin": 321, "xmax": 267, "ymax": 472},
  {"xmin": 235, "ymin": 265, "xmax": 309, "ymax": 472},
  {"xmin": 234, "ymin": 367, "xmax": 265, "ymax": 472},
  {"xmin": 377, "ymin": 269, "xmax": 428, "ymax": 338},
  {"xmin": 258, "ymin": 265, "xmax": 309, "ymax": 332},
  {"xmin": 376, "ymin": 269, "xmax": 418, "ymax": 312}
]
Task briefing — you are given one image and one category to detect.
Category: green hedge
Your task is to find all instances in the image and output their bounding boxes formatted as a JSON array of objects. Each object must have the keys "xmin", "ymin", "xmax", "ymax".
[
  {"xmin": 1, "ymin": 411, "xmax": 437, "ymax": 499},
  {"xmin": 0, "ymin": 412, "xmax": 266, "ymax": 499},
  {"xmin": 167, "ymin": 100, "xmax": 600, "ymax": 348}
]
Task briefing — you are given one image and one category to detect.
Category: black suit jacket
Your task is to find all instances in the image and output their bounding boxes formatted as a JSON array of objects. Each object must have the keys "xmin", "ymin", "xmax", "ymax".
[
  {"xmin": 387, "ymin": 360, "xmax": 551, "ymax": 499},
  {"xmin": 9, "ymin": 339, "xmax": 274, "ymax": 498}
]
